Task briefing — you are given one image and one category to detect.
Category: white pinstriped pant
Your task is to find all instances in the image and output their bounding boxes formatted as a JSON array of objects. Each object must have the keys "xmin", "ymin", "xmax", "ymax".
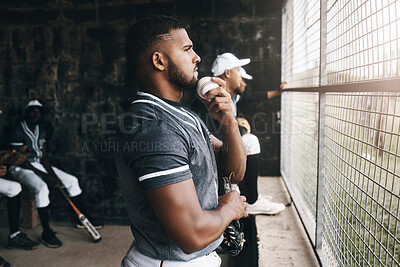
[
  {"xmin": 241, "ymin": 133, "xmax": 261, "ymax": 156},
  {"xmin": 0, "ymin": 178, "xmax": 22, "ymax": 198},
  {"xmin": 9, "ymin": 162, "xmax": 82, "ymax": 208},
  {"xmin": 121, "ymin": 246, "xmax": 221, "ymax": 267}
]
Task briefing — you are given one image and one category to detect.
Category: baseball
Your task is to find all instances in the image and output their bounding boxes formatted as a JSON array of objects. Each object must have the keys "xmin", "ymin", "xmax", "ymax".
[{"xmin": 196, "ymin": 76, "xmax": 220, "ymax": 100}]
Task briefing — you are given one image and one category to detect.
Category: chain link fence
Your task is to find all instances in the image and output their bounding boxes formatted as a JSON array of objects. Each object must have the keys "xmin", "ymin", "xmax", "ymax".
[
  {"xmin": 281, "ymin": 92, "xmax": 319, "ymax": 243},
  {"xmin": 281, "ymin": 0, "xmax": 400, "ymax": 266}
]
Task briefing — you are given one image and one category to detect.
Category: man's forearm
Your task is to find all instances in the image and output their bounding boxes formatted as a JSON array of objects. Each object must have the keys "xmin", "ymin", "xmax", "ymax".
[
  {"xmin": 21, "ymin": 161, "xmax": 47, "ymax": 177},
  {"xmin": 21, "ymin": 161, "xmax": 59, "ymax": 186},
  {"xmin": 41, "ymin": 158, "xmax": 56, "ymax": 177},
  {"xmin": 41, "ymin": 147, "xmax": 58, "ymax": 178},
  {"xmin": 219, "ymin": 119, "xmax": 246, "ymax": 184},
  {"xmin": 148, "ymin": 180, "xmax": 247, "ymax": 254},
  {"xmin": 183, "ymin": 200, "xmax": 241, "ymax": 253},
  {"xmin": 267, "ymin": 89, "xmax": 281, "ymax": 99}
]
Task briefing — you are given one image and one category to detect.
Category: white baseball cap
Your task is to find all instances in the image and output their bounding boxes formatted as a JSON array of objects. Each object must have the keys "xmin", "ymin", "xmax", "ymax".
[
  {"xmin": 240, "ymin": 67, "xmax": 253, "ymax": 80},
  {"xmin": 211, "ymin": 52, "xmax": 250, "ymax": 76},
  {"xmin": 25, "ymin": 100, "xmax": 43, "ymax": 109}
]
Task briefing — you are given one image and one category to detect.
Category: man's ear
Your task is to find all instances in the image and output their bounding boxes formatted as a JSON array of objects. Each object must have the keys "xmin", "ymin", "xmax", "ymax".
[
  {"xmin": 224, "ymin": 69, "xmax": 231, "ymax": 78},
  {"xmin": 152, "ymin": 52, "xmax": 166, "ymax": 71}
]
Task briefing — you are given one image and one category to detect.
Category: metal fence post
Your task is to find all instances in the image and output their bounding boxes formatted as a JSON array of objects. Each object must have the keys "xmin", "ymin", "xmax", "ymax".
[
  {"xmin": 315, "ymin": 0, "xmax": 327, "ymax": 256},
  {"xmin": 315, "ymin": 92, "xmax": 326, "ymax": 253}
]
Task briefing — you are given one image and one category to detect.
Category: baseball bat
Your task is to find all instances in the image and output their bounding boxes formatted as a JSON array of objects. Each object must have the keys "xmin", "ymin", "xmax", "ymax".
[{"xmin": 56, "ymin": 185, "xmax": 102, "ymax": 242}]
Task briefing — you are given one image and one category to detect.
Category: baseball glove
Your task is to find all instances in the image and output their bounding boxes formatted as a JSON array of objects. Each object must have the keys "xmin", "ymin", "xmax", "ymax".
[
  {"xmin": 220, "ymin": 173, "xmax": 246, "ymax": 256},
  {"xmin": 236, "ymin": 117, "xmax": 251, "ymax": 135},
  {"xmin": 0, "ymin": 146, "xmax": 29, "ymax": 166}
]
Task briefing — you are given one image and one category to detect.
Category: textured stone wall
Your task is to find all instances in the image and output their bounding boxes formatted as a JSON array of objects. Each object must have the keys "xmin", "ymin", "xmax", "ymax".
[{"xmin": 0, "ymin": 0, "xmax": 283, "ymax": 223}]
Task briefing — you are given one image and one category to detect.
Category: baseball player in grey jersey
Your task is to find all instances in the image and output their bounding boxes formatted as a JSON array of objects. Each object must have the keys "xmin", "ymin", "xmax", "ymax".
[{"xmin": 116, "ymin": 15, "xmax": 248, "ymax": 266}]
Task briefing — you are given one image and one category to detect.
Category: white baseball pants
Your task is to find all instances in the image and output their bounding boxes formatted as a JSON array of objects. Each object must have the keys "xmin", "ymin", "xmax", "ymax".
[
  {"xmin": 241, "ymin": 133, "xmax": 261, "ymax": 156},
  {"xmin": 121, "ymin": 246, "xmax": 221, "ymax": 267},
  {"xmin": 0, "ymin": 178, "xmax": 22, "ymax": 198},
  {"xmin": 9, "ymin": 162, "xmax": 82, "ymax": 208}
]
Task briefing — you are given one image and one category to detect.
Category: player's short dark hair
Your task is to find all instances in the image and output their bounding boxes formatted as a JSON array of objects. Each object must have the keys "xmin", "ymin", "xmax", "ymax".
[{"xmin": 125, "ymin": 15, "xmax": 183, "ymax": 72}]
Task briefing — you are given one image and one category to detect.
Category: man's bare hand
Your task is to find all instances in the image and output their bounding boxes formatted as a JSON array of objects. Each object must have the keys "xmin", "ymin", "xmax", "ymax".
[
  {"xmin": 198, "ymin": 77, "xmax": 236, "ymax": 126},
  {"xmin": 218, "ymin": 191, "xmax": 248, "ymax": 221},
  {"xmin": 280, "ymin": 81, "xmax": 287, "ymax": 91}
]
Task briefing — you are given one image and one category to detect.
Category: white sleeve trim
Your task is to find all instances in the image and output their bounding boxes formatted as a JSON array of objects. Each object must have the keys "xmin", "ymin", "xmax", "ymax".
[
  {"xmin": 9, "ymin": 142, "xmax": 24, "ymax": 146},
  {"xmin": 138, "ymin": 165, "xmax": 190, "ymax": 182}
]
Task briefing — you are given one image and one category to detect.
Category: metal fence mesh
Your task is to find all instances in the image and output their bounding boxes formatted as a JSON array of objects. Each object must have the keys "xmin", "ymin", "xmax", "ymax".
[
  {"xmin": 281, "ymin": 91, "xmax": 400, "ymax": 266},
  {"xmin": 281, "ymin": 91, "xmax": 319, "ymax": 243},
  {"xmin": 281, "ymin": 0, "xmax": 400, "ymax": 265},
  {"xmin": 282, "ymin": 0, "xmax": 321, "ymax": 88},
  {"xmin": 326, "ymin": 0, "xmax": 400, "ymax": 84},
  {"xmin": 322, "ymin": 92, "xmax": 400, "ymax": 266}
]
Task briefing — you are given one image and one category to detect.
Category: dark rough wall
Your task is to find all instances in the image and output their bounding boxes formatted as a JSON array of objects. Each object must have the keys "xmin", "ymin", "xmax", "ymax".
[{"xmin": 0, "ymin": 0, "xmax": 283, "ymax": 223}]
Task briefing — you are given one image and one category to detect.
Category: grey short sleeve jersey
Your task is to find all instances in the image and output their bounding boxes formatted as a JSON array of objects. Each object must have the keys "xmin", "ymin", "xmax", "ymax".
[{"xmin": 115, "ymin": 91, "xmax": 223, "ymax": 261}]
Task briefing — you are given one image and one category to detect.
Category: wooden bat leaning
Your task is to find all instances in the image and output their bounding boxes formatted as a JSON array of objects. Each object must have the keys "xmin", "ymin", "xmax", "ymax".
[{"xmin": 56, "ymin": 185, "xmax": 102, "ymax": 242}]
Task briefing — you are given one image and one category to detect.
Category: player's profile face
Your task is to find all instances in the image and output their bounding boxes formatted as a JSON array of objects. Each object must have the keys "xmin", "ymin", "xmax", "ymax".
[
  {"xmin": 237, "ymin": 79, "xmax": 247, "ymax": 95},
  {"xmin": 26, "ymin": 107, "xmax": 42, "ymax": 125},
  {"xmin": 165, "ymin": 29, "xmax": 201, "ymax": 91},
  {"xmin": 227, "ymin": 67, "xmax": 244, "ymax": 94}
]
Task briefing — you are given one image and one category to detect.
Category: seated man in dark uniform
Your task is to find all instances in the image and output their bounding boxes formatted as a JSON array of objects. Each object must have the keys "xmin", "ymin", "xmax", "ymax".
[{"xmin": 8, "ymin": 100, "xmax": 102, "ymax": 248}]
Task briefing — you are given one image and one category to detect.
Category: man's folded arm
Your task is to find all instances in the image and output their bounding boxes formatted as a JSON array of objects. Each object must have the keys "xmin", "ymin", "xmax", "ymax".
[{"xmin": 147, "ymin": 178, "xmax": 246, "ymax": 254}]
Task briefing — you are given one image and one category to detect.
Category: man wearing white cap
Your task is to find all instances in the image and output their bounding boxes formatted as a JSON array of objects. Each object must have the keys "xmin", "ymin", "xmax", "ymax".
[
  {"xmin": 193, "ymin": 52, "xmax": 286, "ymax": 215},
  {"xmin": 210, "ymin": 53, "xmax": 286, "ymax": 119},
  {"xmin": 8, "ymin": 100, "xmax": 102, "ymax": 248}
]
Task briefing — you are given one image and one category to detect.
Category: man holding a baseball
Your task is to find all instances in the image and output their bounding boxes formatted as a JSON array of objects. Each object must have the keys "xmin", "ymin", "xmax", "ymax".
[
  {"xmin": 116, "ymin": 15, "xmax": 248, "ymax": 266},
  {"xmin": 192, "ymin": 52, "xmax": 287, "ymax": 216}
]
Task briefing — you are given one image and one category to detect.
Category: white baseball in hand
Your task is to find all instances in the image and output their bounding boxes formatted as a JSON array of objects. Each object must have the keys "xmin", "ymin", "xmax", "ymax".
[{"xmin": 196, "ymin": 76, "xmax": 219, "ymax": 100}]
